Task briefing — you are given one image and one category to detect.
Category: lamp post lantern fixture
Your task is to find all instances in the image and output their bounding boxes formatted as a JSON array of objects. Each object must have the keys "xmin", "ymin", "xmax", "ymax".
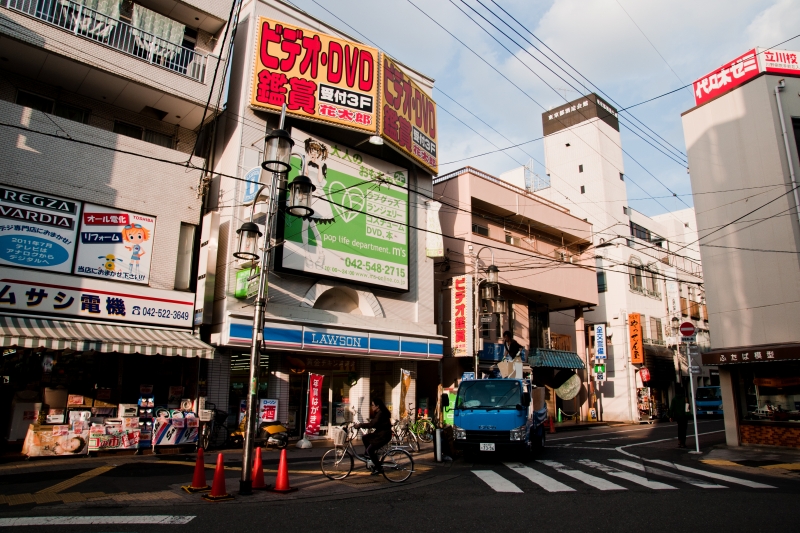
[
  {"xmin": 472, "ymin": 246, "xmax": 501, "ymax": 375},
  {"xmin": 235, "ymin": 105, "xmax": 314, "ymax": 496}
]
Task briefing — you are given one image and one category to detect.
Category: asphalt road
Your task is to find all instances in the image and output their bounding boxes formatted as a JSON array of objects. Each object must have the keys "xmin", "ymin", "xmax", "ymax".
[{"xmin": 1, "ymin": 420, "xmax": 797, "ymax": 532}]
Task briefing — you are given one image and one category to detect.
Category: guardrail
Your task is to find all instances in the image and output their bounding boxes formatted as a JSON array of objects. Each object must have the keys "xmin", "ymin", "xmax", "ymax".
[{"xmin": 6, "ymin": 0, "xmax": 207, "ymax": 81}]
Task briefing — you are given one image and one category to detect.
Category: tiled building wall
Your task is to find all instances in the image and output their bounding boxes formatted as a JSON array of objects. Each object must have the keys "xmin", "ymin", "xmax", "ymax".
[{"xmin": 740, "ymin": 424, "xmax": 800, "ymax": 448}]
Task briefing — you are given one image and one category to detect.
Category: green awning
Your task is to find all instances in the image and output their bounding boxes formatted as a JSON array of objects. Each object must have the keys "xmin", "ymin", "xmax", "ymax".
[{"xmin": 530, "ymin": 348, "xmax": 585, "ymax": 369}]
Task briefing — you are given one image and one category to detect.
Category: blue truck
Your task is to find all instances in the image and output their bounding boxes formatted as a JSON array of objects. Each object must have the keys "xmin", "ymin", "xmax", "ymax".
[
  {"xmin": 452, "ymin": 377, "xmax": 548, "ymax": 454},
  {"xmin": 695, "ymin": 386, "xmax": 723, "ymax": 416}
]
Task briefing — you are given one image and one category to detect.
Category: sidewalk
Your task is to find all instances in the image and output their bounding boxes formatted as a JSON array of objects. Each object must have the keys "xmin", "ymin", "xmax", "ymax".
[
  {"xmin": 551, "ymin": 421, "xmax": 609, "ymax": 432},
  {"xmin": 701, "ymin": 444, "xmax": 800, "ymax": 471}
]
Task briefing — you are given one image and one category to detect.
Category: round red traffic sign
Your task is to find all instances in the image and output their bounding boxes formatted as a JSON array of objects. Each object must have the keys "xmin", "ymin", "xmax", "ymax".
[{"xmin": 679, "ymin": 322, "xmax": 696, "ymax": 337}]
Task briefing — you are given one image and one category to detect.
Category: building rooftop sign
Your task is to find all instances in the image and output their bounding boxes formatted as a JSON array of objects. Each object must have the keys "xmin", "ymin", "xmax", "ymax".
[{"xmin": 541, "ymin": 93, "xmax": 619, "ymax": 136}]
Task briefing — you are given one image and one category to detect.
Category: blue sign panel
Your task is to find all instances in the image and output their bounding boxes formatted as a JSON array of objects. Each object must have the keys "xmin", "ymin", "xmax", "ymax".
[{"xmin": 241, "ymin": 167, "xmax": 263, "ymax": 205}]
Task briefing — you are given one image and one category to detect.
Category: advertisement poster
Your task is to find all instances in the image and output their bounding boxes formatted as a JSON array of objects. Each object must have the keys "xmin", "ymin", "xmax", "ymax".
[
  {"xmin": 305, "ymin": 373, "xmax": 324, "ymax": 436},
  {"xmin": 22, "ymin": 424, "xmax": 90, "ymax": 457},
  {"xmin": 0, "ymin": 185, "xmax": 81, "ymax": 273},
  {"xmin": 259, "ymin": 399, "xmax": 278, "ymax": 423},
  {"xmin": 629, "ymin": 312, "xmax": 644, "ymax": 364},
  {"xmin": 88, "ymin": 418, "xmax": 140, "ymax": 451},
  {"xmin": 74, "ymin": 204, "xmax": 156, "ymax": 285},
  {"xmin": 152, "ymin": 415, "xmax": 199, "ymax": 446},
  {"xmin": 381, "ymin": 55, "xmax": 438, "ymax": 173},
  {"xmin": 280, "ymin": 129, "xmax": 409, "ymax": 290},
  {"xmin": 451, "ymin": 275, "xmax": 474, "ymax": 357},
  {"xmin": 250, "ymin": 17, "xmax": 379, "ymax": 133}
]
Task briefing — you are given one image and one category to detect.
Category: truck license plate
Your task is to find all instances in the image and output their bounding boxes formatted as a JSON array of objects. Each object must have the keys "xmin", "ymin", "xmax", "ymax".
[{"xmin": 479, "ymin": 443, "xmax": 495, "ymax": 451}]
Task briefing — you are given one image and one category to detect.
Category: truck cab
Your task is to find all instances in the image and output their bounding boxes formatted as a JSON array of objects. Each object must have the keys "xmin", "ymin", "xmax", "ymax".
[
  {"xmin": 695, "ymin": 386, "xmax": 723, "ymax": 416},
  {"xmin": 452, "ymin": 378, "xmax": 547, "ymax": 454}
]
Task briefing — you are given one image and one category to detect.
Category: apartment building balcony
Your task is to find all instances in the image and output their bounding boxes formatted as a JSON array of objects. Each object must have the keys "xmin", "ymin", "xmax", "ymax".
[{"xmin": 0, "ymin": 0, "xmax": 226, "ymax": 114}]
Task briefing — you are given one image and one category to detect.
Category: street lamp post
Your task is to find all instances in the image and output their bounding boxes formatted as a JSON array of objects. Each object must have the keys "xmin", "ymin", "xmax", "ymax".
[
  {"xmin": 472, "ymin": 247, "xmax": 500, "ymax": 376},
  {"xmin": 235, "ymin": 106, "xmax": 314, "ymax": 495}
]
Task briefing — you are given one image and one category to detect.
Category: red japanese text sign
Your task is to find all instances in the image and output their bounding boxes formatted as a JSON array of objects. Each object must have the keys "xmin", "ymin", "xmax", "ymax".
[
  {"xmin": 250, "ymin": 17, "xmax": 379, "ymax": 132},
  {"xmin": 761, "ymin": 48, "xmax": 800, "ymax": 75},
  {"xmin": 693, "ymin": 49, "xmax": 759, "ymax": 106},
  {"xmin": 381, "ymin": 55, "xmax": 438, "ymax": 174},
  {"xmin": 305, "ymin": 373, "xmax": 325, "ymax": 436},
  {"xmin": 629, "ymin": 312, "xmax": 644, "ymax": 365},
  {"xmin": 450, "ymin": 275, "xmax": 473, "ymax": 357}
]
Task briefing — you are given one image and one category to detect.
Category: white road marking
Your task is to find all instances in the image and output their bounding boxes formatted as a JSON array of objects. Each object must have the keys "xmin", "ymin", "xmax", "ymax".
[
  {"xmin": 610, "ymin": 459, "xmax": 726, "ymax": 488},
  {"xmin": 615, "ymin": 430, "xmax": 726, "ymax": 458},
  {"xmin": 472, "ymin": 470, "xmax": 523, "ymax": 493},
  {"xmin": 538, "ymin": 460, "xmax": 626, "ymax": 490},
  {"xmin": 0, "ymin": 516, "xmax": 195, "ymax": 527},
  {"xmin": 504, "ymin": 462, "xmax": 575, "ymax": 492},
  {"xmin": 647, "ymin": 459, "xmax": 775, "ymax": 489},
  {"xmin": 578, "ymin": 460, "xmax": 675, "ymax": 490}
]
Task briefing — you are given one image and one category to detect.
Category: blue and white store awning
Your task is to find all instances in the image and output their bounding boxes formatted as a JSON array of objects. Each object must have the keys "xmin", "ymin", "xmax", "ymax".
[{"xmin": 224, "ymin": 318, "xmax": 443, "ymax": 360}]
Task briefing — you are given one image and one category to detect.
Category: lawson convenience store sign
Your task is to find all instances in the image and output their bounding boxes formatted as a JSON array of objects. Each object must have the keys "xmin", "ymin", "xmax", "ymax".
[{"xmin": 225, "ymin": 318, "xmax": 443, "ymax": 359}]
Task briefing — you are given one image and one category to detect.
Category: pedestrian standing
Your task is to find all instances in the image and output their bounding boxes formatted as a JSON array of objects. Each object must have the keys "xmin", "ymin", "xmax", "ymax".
[{"xmin": 668, "ymin": 387, "xmax": 690, "ymax": 448}]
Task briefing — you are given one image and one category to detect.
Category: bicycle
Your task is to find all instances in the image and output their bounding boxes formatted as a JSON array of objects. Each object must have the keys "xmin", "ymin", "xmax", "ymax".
[
  {"xmin": 410, "ymin": 416, "xmax": 435, "ymax": 443},
  {"xmin": 320, "ymin": 422, "xmax": 414, "ymax": 483},
  {"xmin": 392, "ymin": 417, "xmax": 421, "ymax": 452},
  {"xmin": 198, "ymin": 403, "xmax": 230, "ymax": 451}
]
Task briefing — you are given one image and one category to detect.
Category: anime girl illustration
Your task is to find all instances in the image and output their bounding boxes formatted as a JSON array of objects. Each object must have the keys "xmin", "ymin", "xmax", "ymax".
[
  {"xmin": 300, "ymin": 138, "xmax": 334, "ymax": 270},
  {"xmin": 121, "ymin": 223, "xmax": 151, "ymax": 277}
]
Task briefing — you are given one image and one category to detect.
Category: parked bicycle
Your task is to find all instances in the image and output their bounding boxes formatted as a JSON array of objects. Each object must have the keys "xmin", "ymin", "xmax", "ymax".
[
  {"xmin": 321, "ymin": 422, "xmax": 414, "ymax": 482},
  {"xmin": 392, "ymin": 417, "xmax": 421, "ymax": 452},
  {"xmin": 410, "ymin": 413, "xmax": 435, "ymax": 443},
  {"xmin": 198, "ymin": 403, "xmax": 230, "ymax": 451}
]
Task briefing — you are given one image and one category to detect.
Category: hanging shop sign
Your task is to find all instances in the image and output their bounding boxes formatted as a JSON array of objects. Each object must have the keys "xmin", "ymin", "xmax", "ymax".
[
  {"xmin": 279, "ymin": 128, "xmax": 409, "ymax": 291},
  {"xmin": 629, "ymin": 312, "xmax": 644, "ymax": 364},
  {"xmin": 451, "ymin": 275, "xmax": 474, "ymax": 357},
  {"xmin": 594, "ymin": 324, "xmax": 607, "ymax": 360},
  {"xmin": 381, "ymin": 55, "xmax": 438, "ymax": 174},
  {"xmin": 259, "ymin": 399, "xmax": 279, "ymax": 422},
  {"xmin": 0, "ymin": 186, "xmax": 81, "ymax": 273},
  {"xmin": 73, "ymin": 204, "xmax": 156, "ymax": 285},
  {"xmin": 306, "ymin": 373, "xmax": 324, "ymax": 436},
  {"xmin": 241, "ymin": 167, "xmax": 264, "ymax": 206},
  {"xmin": 425, "ymin": 201, "xmax": 443, "ymax": 258},
  {"xmin": 0, "ymin": 266, "xmax": 194, "ymax": 328},
  {"xmin": 250, "ymin": 17, "xmax": 379, "ymax": 132}
]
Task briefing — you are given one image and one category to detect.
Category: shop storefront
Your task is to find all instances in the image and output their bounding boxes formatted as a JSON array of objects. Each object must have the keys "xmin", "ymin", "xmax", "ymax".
[
  {"xmin": 704, "ymin": 344, "xmax": 800, "ymax": 448},
  {"xmin": 636, "ymin": 345, "xmax": 677, "ymax": 421}
]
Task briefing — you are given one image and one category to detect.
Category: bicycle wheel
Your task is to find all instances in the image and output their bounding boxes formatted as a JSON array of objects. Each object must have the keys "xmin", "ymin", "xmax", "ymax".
[
  {"xmin": 380, "ymin": 448, "xmax": 413, "ymax": 483},
  {"xmin": 405, "ymin": 431, "xmax": 420, "ymax": 452},
  {"xmin": 212, "ymin": 423, "xmax": 228, "ymax": 448},
  {"xmin": 418, "ymin": 420, "xmax": 434, "ymax": 443},
  {"xmin": 321, "ymin": 448, "xmax": 353, "ymax": 480},
  {"xmin": 199, "ymin": 425, "xmax": 211, "ymax": 450}
]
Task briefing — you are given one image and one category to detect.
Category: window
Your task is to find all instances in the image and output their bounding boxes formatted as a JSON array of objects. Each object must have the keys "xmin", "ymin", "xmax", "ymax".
[
  {"xmin": 620, "ymin": 173, "xmax": 624, "ymax": 181},
  {"xmin": 628, "ymin": 258, "xmax": 643, "ymax": 290},
  {"xmin": 597, "ymin": 270, "xmax": 607, "ymax": 293},
  {"xmin": 174, "ymin": 223, "xmax": 196, "ymax": 290},
  {"xmin": 565, "ymin": 143, "xmax": 570, "ymax": 147},
  {"xmin": 114, "ymin": 121, "xmax": 143, "ymax": 140},
  {"xmin": 630, "ymin": 221, "xmax": 651, "ymax": 241},
  {"xmin": 580, "ymin": 185, "xmax": 585, "ymax": 194},
  {"xmin": 505, "ymin": 232, "xmax": 512, "ymax": 244},
  {"xmin": 472, "ymin": 223, "xmax": 489, "ymax": 237},
  {"xmin": 16, "ymin": 91, "xmax": 53, "ymax": 114},
  {"xmin": 578, "ymin": 164, "xmax": 584, "ymax": 173},
  {"xmin": 623, "ymin": 206, "xmax": 628, "ymax": 215},
  {"xmin": 650, "ymin": 317, "xmax": 663, "ymax": 342},
  {"xmin": 53, "ymin": 102, "xmax": 89, "ymax": 124},
  {"xmin": 144, "ymin": 130, "xmax": 175, "ymax": 149}
]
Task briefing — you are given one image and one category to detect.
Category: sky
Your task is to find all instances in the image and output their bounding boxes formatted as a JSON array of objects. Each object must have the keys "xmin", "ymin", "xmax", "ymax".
[{"xmin": 283, "ymin": 0, "xmax": 800, "ymax": 218}]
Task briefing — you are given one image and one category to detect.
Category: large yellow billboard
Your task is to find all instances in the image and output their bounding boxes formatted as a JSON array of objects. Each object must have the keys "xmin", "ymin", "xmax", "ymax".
[{"xmin": 250, "ymin": 17, "xmax": 379, "ymax": 133}]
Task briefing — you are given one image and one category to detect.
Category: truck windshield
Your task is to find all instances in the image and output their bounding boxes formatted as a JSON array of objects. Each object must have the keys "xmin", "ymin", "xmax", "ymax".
[
  {"xmin": 456, "ymin": 381, "xmax": 521, "ymax": 410},
  {"xmin": 696, "ymin": 388, "xmax": 721, "ymax": 401}
]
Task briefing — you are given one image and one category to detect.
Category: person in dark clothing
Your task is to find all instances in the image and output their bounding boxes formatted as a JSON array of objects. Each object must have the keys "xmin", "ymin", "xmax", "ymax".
[
  {"xmin": 355, "ymin": 397, "xmax": 392, "ymax": 474},
  {"xmin": 668, "ymin": 387, "xmax": 690, "ymax": 448},
  {"xmin": 502, "ymin": 331, "xmax": 521, "ymax": 361}
]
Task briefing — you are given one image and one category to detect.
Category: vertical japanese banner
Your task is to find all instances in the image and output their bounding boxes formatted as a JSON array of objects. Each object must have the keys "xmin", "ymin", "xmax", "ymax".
[
  {"xmin": 399, "ymin": 369, "xmax": 411, "ymax": 419},
  {"xmin": 381, "ymin": 55, "xmax": 438, "ymax": 174},
  {"xmin": 450, "ymin": 275, "xmax": 473, "ymax": 357},
  {"xmin": 250, "ymin": 17, "xmax": 379, "ymax": 132},
  {"xmin": 594, "ymin": 324, "xmax": 606, "ymax": 360},
  {"xmin": 305, "ymin": 373, "xmax": 325, "ymax": 436},
  {"xmin": 629, "ymin": 312, "xmax": 644, "ymax": 364}
]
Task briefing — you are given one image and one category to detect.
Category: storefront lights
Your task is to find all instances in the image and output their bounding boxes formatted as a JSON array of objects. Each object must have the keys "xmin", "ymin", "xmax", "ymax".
[
  {"xmin": 233, "ymin": 221, "xmax": 262, "ymax": 261},
  {"xmin": 486, "ymin": 264, "xmax": 499, "ymax": 284},
  {"xmin": 287, "ymin": 174, "xmax": 316, "ymax": 217},
  {"xmin": 261, "ymin": 129, "xmax": 294, "ymax": 174}
]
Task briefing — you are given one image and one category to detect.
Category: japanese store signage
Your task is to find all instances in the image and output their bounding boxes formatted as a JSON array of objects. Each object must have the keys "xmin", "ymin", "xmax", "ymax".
[
  {"xmin": 594, "ymin": 324, "xmax": 606, "ymax": 360},
  {"xmin": 74, "ymin": 204, "xmax": 156, "ymax": 285},
  {"xmin": 250, "ymin": 17, "xmax": 379, "ymax": 132},
  {"xmin": 693, "ymin": 49, "xmax": 759, "ymax": 106},
  {"xmin": 760, "ymin": 48, "xmax": 800, "ymax": 75},
  {"xmin": 702, "ymin": 345, "xmax": 799, "ymax": 365},
  {"xmin": 0, "ymin": 186, "xmax": 80, "ymax": 273},
  {"xmin": 629, "ymin": 312, "xmax": 644, "ymax": 364},
  {"xmin": 450, "ymin": 275, "xmax": 473, "ymax": 357},
  {"xmin": 381, "ymin": 55, "xmax": 438, "ymax": 173},
  {"xmin": 305, "ymin": 373, "xmax": 324, "ymax": 436},
  {"xmin": 259, "ymin": 399, "xmax": 278, "ymax": 423},
  {"xmin": 279, "ymin": 129, "xmax": 409, "ymax": 290},
  {"xmin": 0, "ymin": 266, "xmax": 194, "ymax": 327}
]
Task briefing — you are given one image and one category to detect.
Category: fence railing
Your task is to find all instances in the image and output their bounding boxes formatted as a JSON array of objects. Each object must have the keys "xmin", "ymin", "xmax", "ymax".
[{"xmin": 6, "ymin": 0, "xmax": 207, "ymax": 81}]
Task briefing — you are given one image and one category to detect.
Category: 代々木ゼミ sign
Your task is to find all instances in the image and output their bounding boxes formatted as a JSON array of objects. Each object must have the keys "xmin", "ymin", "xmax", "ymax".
[
  {"xmin": 250, "ymin": 17, "xmax": 379, "ymax": 133},
  {"xmin": 279, "ymin": 129, "xmax": 409, "ymax": 291}
]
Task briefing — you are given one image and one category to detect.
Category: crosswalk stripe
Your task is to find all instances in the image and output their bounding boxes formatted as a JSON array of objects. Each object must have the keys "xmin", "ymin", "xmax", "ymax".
[
  {"xmin": 538, "ymin": 460, "xmax": 626, "ymax": 491},
  {"xmin": 610, "ymin": 459, "xmax": 726, "ymax": 489},
  {"xmin": 472, "ymin": 470, "xmax": 523, "ymax": 493},
  {"xmin": 647, "ymin": 460, "xmax": 775, "ymax": 489},
  {"xmin": 577, "ymin": 460, "xmax": 676, "ymax": 490},
  {"xmin": 504, "ymin": 463, "xmax": 575, "ymax": 492}
]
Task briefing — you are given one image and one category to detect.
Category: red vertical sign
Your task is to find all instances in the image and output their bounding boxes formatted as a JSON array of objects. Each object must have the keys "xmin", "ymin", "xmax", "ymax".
[{"xmin": 305, "ymin": 373, "xmax": 324, "ymax": 436}]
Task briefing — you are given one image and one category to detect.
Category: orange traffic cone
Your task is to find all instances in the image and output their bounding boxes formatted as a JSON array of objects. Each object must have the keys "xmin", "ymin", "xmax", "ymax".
[
  {"xmin": 182, "ymin": 448, "xmax": 210, "ymax": 493},
  {"xmin": 268, "ymin": 448, "xmax": 297, "ymax": 493},
  {"xmin": 201, "ymin": 453, "xmax": 234, "ymax": 501},
  {"xmin": 251, "ymin": 447, "xmax": 269, "ymax": 490},
  {"xmin": 549, "ymin": 416, "xmax": 556, "ymax": 434}
]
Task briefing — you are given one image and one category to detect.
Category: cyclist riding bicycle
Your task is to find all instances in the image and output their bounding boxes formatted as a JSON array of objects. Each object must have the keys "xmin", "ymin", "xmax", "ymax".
[{"xmin": 354, "ymin": 397, "xmax": 392, "ymax": 475}]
